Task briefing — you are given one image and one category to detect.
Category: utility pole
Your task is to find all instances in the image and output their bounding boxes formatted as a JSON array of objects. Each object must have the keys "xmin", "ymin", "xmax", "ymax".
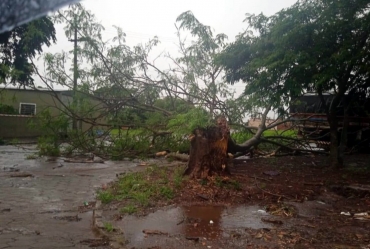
[{"xmin": 70, "ymin": 21, "xmax": 78, "ymax": 130}]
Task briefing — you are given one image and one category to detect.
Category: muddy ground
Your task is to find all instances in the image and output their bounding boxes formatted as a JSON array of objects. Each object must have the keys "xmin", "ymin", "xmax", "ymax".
[{"xmin": 100, "ymin": 154, "xmax": 370, "ymax": 249}]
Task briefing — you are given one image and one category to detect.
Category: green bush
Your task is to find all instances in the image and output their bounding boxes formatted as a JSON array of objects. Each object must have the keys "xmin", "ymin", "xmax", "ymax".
[
  {"xmin": 0, "ymin": 104, "xmax": 17, "ymax": 114},
  {"xmin": 32, "ymin": 109, "xmax": 69, "ymax": 156}
]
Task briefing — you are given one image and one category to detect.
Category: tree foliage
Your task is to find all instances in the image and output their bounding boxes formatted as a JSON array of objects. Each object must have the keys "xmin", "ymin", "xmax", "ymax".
[
  {"xmin": 218, "ymin": 0, "xmax": 370, "ymax": 166},
  {"xmin": 0, "ymin": 17, "xmax": 56, "ymax": 86},
  {"xmin": 220, "ymin": 0, "xmax": 370, "ymax": 103}
]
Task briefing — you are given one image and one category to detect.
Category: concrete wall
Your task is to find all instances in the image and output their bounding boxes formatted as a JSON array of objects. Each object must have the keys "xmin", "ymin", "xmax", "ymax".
[
  {"xmin": 0, "ymin": 114, "xmax": 43, "ymax": 138},
  {"xmin": 0, "ymin": 89, "xmax": 108, "ymax": 138}
]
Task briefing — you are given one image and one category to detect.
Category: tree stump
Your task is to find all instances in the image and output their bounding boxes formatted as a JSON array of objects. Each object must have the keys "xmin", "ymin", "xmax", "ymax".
[{"xmin": 184, "ymin": 117, "xmax": 230, "ymax": 179}]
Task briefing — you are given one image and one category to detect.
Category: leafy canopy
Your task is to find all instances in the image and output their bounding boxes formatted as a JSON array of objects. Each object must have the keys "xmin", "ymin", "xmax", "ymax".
[
  {"xmin": 0, "ymin": 17, "xmax": 56, "ymax": 86},
  {"xmin": 218, "ymin": 0, "xmax": 370, "ymax": 110}
]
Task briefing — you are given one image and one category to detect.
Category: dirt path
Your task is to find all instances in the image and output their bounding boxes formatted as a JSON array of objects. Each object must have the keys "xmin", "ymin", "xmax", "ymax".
[{"xmin": 0, "ymin": 145, "xmax": 139, "ymax": 249}]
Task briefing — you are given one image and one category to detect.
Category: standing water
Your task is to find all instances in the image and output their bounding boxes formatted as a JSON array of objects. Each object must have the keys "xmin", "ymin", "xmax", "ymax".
[{"xmin": 114, "ymin": 205, "xmax": 271, "ymax": 248}]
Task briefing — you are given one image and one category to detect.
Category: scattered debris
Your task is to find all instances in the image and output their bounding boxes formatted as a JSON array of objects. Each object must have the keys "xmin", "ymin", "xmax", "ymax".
[
  {"xmin": 116, "ymin": 172, "xmax": 126, "ymax": 177},
  {"xmin": 53, "ymin": 215, "xmax": 81, "ymax": 222},
  {"xmin": 78, "ymin": 201, "xmax": 95, "ymax": 212},
  {"xmin": 266, "ymin": 203, "xmax": 297, "ymax": 217},
  {"xmin": 197, "ymin": 194, "xmax": 210, "ymax": 200},
  {"xmin": 255, "ymin": 210, "xmax": 267, "ymax": 214},
  {"xmin": 261, "ymin": 217, "xmax": 283, "ymax": 225},
  {"xmin": 142, "ymin": 229, "xmax": 168, "ymax": 235},
  {"xmin": 354, "ymin": 212, "xmax": 370, "ymax": 220},
  {"xmin": 340, "ymin": 212, "xmax": 351, "ymax": 216},
  {"xmin": 93, "ymin": 157, "xmax": 104, "ymax": 163},
  {"xmin": 230, "ymin": 232, "xmax": 242, "ymax": 238},
  {"xmin": 165, "ymin": 153, "xmax": 189, "ymax": 162},
  {"xmin": 299, "ymin": 223, "xmax": 316, "ymax": 228},
  {"xmin": 10, "ymin": 172, "xmax": 33, "ymax": 177},
  {"xmin": 354, "ymin": 212, "xmax": 368, "ymax": 217},
  {"xmin": 3, "ymin": 167, "xmax": 19, "ymax": 172},
  {"xmin": 255, "ymin": 232, "xmax": 263, "ymax": 239},
  {"xmin": 80, "ymin": 238, "xmax": 109, "ymax": 247},
  {"xmin": 176, "ymin": 218, "xmax": 185, "ymax": 225},
  {"xmin": 64, "ymin": 159, "xmax": 94, "ymax": 163},
  {"xmin": 263, "ymin": 171, "xmax": 280, "ymax": 176},
  {"xmin": 155, "ymin": 151, "xmax": 167, "ymax": 157},
  {"xmin": 52, "ymin": 163, "xmax": 63, "ymax": 169},
  {"xmin": 234, "ymin": 155, "xmax": 250, "ymax": 160},
  {"xmin": 186, "ymin": 237, "xmax": 200, "ymax": 242}
]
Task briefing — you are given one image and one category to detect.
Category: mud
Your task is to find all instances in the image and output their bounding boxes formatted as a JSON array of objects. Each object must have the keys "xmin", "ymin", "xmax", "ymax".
[{"xmin": 100, "ymin": 154, "xmax": 370, "ymax": 249}]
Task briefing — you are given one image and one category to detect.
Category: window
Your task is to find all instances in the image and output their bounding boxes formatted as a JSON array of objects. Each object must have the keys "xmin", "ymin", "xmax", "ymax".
[{"xmin": 19, "ymin": 103, "xmax": 36, "ymax": 115}]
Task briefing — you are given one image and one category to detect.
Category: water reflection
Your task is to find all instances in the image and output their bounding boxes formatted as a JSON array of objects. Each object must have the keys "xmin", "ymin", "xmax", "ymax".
[
  {"xmin": 119, "ymin": 205, "xmax": 271, "ymax": 245},
  {"xmin": 182, "ymin": 205, "xmax": 224, "ymax": 239}
]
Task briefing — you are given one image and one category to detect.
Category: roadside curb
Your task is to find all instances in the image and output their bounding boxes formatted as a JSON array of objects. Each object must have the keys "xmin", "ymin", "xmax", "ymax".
[
  {"xmin": 92, "ymin": 200, "xmax": 109, "ymax": 237},
  {"xmin": 93, "ymin": 200, "xmax": 125, "ymax": 249}
]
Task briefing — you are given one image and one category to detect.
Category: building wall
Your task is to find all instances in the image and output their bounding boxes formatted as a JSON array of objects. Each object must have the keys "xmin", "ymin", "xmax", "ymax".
[
  {"xmin": 0, "ymin": 89, "xmax": 108, "ymax": 138},
  {"xmin": 0, "ymin": 89, "xmax": 65, "ymax": 116},
  {"xmin": 0, "ymin": 114, "xmax": 43, "ymax": 138}
]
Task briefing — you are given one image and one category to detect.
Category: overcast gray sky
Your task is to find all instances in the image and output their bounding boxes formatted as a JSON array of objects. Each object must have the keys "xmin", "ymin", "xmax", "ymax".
[
  {"xmin": 49, "ymin": 0, "xmax": 297, "ymax": 51},
  {"xmin": 84, "ymin": 0, "xmax": 297, "ymax": 44},
  {"xmin": 39, "ymin": 0, "xmax": 298, "ymax": 95}
]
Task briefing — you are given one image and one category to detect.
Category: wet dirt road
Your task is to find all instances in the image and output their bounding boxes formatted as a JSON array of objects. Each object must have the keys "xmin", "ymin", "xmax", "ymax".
[{"xmin": 0, "ymin": 145, "xmax": 136, "ymax": 249}]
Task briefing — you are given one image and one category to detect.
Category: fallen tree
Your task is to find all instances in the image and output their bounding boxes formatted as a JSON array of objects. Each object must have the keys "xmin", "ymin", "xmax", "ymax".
[{"xmin": 184, "ymin": 116, "xmax": 230, "ymax": 178}]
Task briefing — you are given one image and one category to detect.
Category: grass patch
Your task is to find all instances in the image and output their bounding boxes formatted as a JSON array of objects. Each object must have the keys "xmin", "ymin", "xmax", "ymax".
[
  {"xmin": 132, "ymin": 192, "xmax": 151, "ymax": 207},
  {"xmin": 160, "ymin": 186, "xmax": 174, "ymax": 199},
  {"xmin": 97, "ymin": 191, "xmax": 114, "ymax": 204},
  {"xmin": 101, "ymin": 165, "xmax": 186, "ymax": 214},
  {"xmin": 120, "ymin": 204, "xmax": 137, "ymax": 215},
  {"xmin": 104, "ymin": 222, "xmax": 114, "ymax": 232},
  {"xmin": 173, "ymin": 167, "xmax": 185, "ymax": 189}
]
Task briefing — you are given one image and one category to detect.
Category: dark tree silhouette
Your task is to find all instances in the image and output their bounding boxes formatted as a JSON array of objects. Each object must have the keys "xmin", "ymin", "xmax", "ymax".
[{"xmin": 0, "ymin": 17, "xmax": 56, "ymax": 86}]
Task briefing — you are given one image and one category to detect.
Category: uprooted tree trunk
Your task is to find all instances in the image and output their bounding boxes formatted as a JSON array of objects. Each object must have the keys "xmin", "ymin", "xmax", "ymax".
[
  {"xmin": 184, "ymin": 116, "xmax": 230, "ymax": 179},
  {"xmin": 184, "ymin": 108, "xmax": 272, "ymax": 179}
]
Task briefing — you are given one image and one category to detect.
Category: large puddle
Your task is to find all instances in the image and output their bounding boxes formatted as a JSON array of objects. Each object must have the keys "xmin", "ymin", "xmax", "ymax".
[{"xmin": 114, "ymin": 205, "xmax": 271, "ymax": 245}]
